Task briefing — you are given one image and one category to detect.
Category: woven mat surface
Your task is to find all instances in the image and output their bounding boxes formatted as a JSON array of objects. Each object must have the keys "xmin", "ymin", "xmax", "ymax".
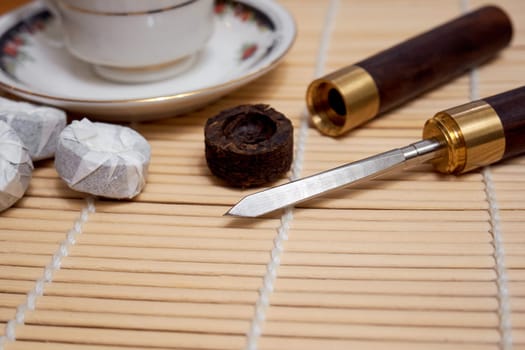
[{"xmin": 1, "ymin": 0, "xmax": 524, "ymax": 349}]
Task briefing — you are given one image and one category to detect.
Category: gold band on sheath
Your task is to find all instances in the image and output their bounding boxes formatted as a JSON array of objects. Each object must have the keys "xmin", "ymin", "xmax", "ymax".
[
  {"xmin": 306, "ymin": 65, "xmax": 380, "ymax": 137},
  {"xmin": 423, "ymin": 100, "xmax": 505, "ymax": 174}
]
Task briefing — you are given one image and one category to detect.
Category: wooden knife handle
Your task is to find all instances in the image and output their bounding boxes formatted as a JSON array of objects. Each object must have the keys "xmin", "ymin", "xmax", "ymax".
[
  {"xmin": 485, "ymin": 86, "xmax": 525, "ymax": 159},
  {"xmin": 357, "ymin": 5, "xmax": 513, "ymax": 113}
]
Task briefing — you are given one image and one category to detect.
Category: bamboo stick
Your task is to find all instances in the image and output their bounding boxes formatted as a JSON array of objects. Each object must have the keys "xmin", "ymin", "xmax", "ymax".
[
  {"xmin": 22, "ymin": 309, "xmax": 250, "ymax": 334},
  {"xmin": 265, "ymin": 306, "xmax": 499, "ymax": 327},
  {"xmin": 0, "ymin": 307, "xmax": 14, "ymax": 322},
  {"xmin": 0, "ymin": 266, "xmax": 42, "ymax": 281},
  {"xmin": 292, "ymin": 208, "xmax": 489, "ymax": 221},
  {"xmin": 277, "ymin": 266, "xmax": 496, "ymax": 281},
  {"xmin": 0, "ymin": 218, "xmax": 81, "ymax": 232},
  {"xmin": 71, "ymin": 237, "xmax": 493, "ymax": 256},
  {"xmin": 262, "ymin": 320, "xmax": 499, "ymax": 343},
  {"xmin": 35, "ymin": 296, "xmax": 253, "ymax": 319},
  {"xmin": 0, "ymin": 225, "xmax": 493, "ymax": 244},
  {"xmin": 79, "ymin": 217, "xmax": 489, "ymax": 234},
  {"xmin": 0, "ymin": 293, "xmax": 27, "ymax": 308},
  {"xmin": 1, "ymin": 209, "xmax": 84, "ymax": 221},
  {"xmin": 0, "ymin": 231, "xmax": 65, "ymax": 243},
  {"xmin": 13, "ymin": 197, "xmax": 86, "ymax": 212},
  {"xmin": 40, "ymin": 282, "xmax": 258, "ymax": 304},
  {"xmin": 0, "ymin": 240, "xmax": 494, "ymax": 263},
  {"xmin": 60, "ymin": 256, "xmax": 266, "ymax": 276},
  {"xmin": 258, "ymin": 336, "xmax": 498, "ymax": 350},
  {"xmin": 300, "ymin": 198, "xmax": 489, "ymax": 210},
  {"xmin": 7, "ymin": 341, "xmax": 173, "ymax": 350},
  {"xmin": 13, "ymin": 325, "xmax": 246, "ymax": 349},
  {"xmin": 51, "ymin": 269, "xmax": 261, "ymax": 290},
  {"xmin": 268, "ymin": 292, "xmax": 498, "ymax": 312}
]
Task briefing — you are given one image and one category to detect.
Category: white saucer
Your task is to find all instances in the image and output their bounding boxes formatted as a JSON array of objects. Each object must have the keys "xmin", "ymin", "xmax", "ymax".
[{"xmin": 0, "ymin": 0, "xmax": 296, "ymax": 121}]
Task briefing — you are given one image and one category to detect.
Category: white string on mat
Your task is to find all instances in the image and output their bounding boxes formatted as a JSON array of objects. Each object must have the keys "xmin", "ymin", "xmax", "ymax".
[
  {"xmin": 459, "ymin": 0, "xmax": 513, "ymax": 343},
  {"xmin": 0, "ymin": 197, "xmax": 96, "ymax": 350},
  {"xmin": 244, "ymin": 1, "xmax": 340, "ymax": 349},
  {"xmin": 482, "ymin": 166, "xmax": 513, "ymax": 349}
]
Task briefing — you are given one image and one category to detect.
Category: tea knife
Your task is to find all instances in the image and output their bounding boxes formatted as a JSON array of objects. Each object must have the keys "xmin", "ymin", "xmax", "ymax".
[{"xmin": 227, "ymin": 86, "xmax": 525, "ymax": 217}]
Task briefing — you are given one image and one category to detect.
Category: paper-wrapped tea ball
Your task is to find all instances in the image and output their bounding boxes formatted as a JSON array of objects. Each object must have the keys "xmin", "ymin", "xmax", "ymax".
[
  {"xmin": 55, "ymin": 118, "xmax": 151, "ymax": 199},
  {"xmin": 0, "ymin": 97, "xmax": 67, "ymax": 161},
  {"xmin": 0, "ymin": 121, "xmax": 33, "ymax": 212}
]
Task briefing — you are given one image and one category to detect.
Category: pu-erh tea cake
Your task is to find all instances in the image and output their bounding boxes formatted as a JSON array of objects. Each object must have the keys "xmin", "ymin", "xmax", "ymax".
[{"xmin": 205, "ymin": 104, "xmax": 293, "ymax": 187}]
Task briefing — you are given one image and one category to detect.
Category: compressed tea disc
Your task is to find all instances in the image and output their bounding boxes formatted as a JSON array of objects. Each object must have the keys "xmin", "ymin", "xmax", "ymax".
[
  {"xmin": 205, "ymin": 104, "xmax": 293, "ymax": 187},
  {"xmin": 0, "ymin": 97, "xmax": 67, "ymax": 161},
  {"xmin": 0, "ymin": 121, "xmax": 33, "ymax": 212},
  {"xmin": 55, "ymin": 118, "xmax": 151, "ymax": 199}
]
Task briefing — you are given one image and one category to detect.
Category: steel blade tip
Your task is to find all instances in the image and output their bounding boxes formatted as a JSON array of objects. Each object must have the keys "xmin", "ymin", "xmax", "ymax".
[
  {"xmin": 224, "ymin": 199, "xmax": 266, "ymax": 218},
  {"xmin": 225, "ymin": 191, "xmax": 283, "ymax": 217},
  {"xmin": 224, "ymin": 205, "xmax": 248, "ymax": 217},
  {"xmin": 224, "ymin": 203, "xmax": 243, "ymax": 217}
]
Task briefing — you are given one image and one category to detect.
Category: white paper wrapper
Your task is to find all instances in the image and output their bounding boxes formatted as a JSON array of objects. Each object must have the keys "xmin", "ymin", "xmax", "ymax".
[
  {"xmin": 0, "ymin": 121, "xmax": 33, "ymax": 212},
  {"xmin": 55, "ymin": 118, "xmax": 151, "ymax": 199},
  {"xmin": 0, "ymin": 97, "xmax": 67, "ymax": 161}
]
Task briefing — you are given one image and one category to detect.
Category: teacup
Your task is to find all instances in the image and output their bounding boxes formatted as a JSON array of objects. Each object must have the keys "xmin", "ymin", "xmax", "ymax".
[{"xmin": 44, "ymin": 0, "xmax": 214, "ymax": 82}]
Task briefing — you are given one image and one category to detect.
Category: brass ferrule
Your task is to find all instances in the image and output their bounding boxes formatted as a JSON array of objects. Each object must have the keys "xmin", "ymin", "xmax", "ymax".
[
  {"xmin": 306, "ymin": 65, "xmax": 380, "ymax": 137},
  {"xmin": 422, "ymin": 100, "xmax": 505, "ymax": 174}
]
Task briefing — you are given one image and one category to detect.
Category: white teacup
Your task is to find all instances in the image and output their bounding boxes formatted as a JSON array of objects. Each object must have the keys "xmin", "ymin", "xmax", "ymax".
[{"xmin": 45, "ymin": 0, "xmax": 214, "ymax": 82}]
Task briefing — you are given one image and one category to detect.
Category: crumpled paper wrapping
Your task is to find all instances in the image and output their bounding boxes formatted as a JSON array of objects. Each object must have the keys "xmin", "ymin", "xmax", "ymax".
[
  {"xmin": 0, "ymin": 121, "xmax": 33, "ymax": 212},
  {"xmin": 0, "ymin": 97, "xmax": 67, "ymax": 161},
  {"xmin": 55, "ymin": 118, "xmax": 151, "ymax": 199}
]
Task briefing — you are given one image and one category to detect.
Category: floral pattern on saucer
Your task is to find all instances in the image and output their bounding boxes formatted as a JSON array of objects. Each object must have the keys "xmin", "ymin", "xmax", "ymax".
[
  {"xmin": 0, "ymin": 11, "xmax": 50, "ymax": 80},
  {"xmin": 215, "ymin": 0, "xmax": 274, "ymax": 31},
  {"xmin": 214, "ymin": 0, "xmax": 275, "ymax": 62}
]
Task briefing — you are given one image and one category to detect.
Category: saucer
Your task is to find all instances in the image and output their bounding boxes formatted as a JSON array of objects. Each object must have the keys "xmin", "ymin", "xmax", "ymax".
[{"xmin": 0, "ymin": 0, "xmax": 296, "ymax": 121}]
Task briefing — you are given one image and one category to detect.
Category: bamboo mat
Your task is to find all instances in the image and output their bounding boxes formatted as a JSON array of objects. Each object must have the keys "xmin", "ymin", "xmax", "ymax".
[{"xmin": 1, "ymin": 0, "xmax": 524, "ymax": 349}]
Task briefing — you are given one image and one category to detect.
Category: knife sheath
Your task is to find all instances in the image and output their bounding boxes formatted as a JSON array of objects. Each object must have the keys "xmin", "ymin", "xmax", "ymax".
[{"xmin": 307, "ymin": 5, "xmax": 513, "ymax": 137}]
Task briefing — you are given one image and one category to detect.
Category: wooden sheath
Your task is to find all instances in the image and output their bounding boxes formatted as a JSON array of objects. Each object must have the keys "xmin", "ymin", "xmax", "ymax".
[
  {"xmin": 484, "ymin": 86, "xmax": 525, "ymax": 159},
  {"xmin": 356, "ymin": 6, "xmax": 513, "ymax": 113}
]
